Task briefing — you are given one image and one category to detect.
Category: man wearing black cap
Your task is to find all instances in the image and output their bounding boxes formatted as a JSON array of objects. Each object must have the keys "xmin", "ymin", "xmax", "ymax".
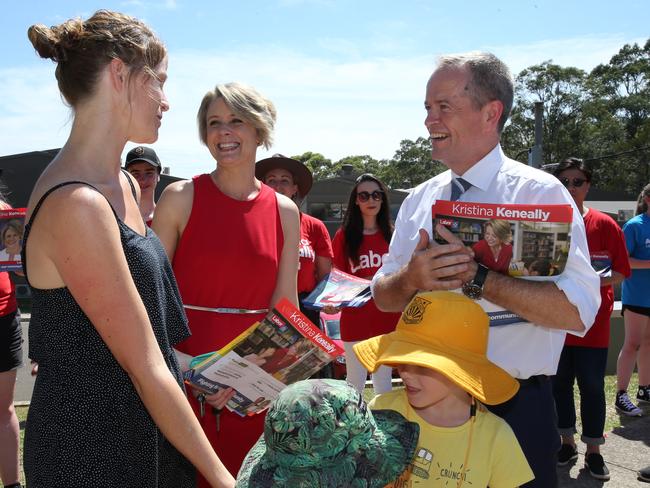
[{"xmin": 125, "ymin": 146, "xmax": 161, "ymax": 226}]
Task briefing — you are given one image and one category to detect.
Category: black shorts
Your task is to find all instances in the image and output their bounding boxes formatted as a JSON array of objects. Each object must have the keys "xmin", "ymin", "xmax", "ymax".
[
  {"xmin": 622, "ymin": 304, "xmax": 650, "ymax": 318},
  {"xmin": 0, "ymin": 310, "xmax": 22, "ymax": 372}
]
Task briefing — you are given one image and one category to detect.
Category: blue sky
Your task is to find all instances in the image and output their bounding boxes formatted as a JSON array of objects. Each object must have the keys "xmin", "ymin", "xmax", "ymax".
[{"xmin": 1, "ymin": 0, "xmax": 648, "ymax": 178}]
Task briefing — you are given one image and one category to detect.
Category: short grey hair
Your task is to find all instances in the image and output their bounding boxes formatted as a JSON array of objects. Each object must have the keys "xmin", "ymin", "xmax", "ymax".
[
  {"xmin": 197, "ymin": 82, "xmax": 277, "ymax": 149},
  {"xmin": 436, "ymin": 51, "xmax": 514, "ymax": 133}
]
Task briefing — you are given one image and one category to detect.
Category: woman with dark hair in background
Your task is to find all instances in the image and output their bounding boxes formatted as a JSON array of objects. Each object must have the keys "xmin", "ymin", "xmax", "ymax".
[
  {"xmin": 255, "ymin": 154, "xmax": 333, "ymax": 325},
  {"xmin": 551, "ymin": 158, "xmax": 630, "ymax": 480},
  {"xmin": 616, "ymin": 183, "xmax": 650, "ymax": 417},
  {"xmin": 153, "ymin": 83, "xmax": 299, "ymax": 480},
  {"xmin": 0, "ymin": 191, "xmax": 21, "ymax": 488},
  {"xmin": 24, "ymin": 10, "xmax": 233, "ymax": 487},
  {"xmin": 331, "ymin": 174, "xmax": 400, "ymax": 394}
]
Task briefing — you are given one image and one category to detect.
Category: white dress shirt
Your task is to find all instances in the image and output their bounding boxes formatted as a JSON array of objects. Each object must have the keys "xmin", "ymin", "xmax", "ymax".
[{"xmin": 373, "ymin": 144, "xmax": 601, "ymax": 378}]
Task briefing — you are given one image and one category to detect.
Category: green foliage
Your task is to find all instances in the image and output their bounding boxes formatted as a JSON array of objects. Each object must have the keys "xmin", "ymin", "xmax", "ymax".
[
  {"xmin": 294, "ymin": 38, "xmax": 650, "ymax": 195},
  {"xmin": 503, "ymin": 40, "xmax": 650, "ymax": 195}
]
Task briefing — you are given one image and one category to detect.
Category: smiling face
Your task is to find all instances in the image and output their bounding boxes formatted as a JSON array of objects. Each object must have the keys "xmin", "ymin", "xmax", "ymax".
[
  {"xmin": 424, "ymin": 67, "xmax": 500, "ymax": 174},
  {"xmin": 127, "ymin": 161, "xmax": 160, "ymax": 195},
  {"xmin": 129, "ymin": 57, "xmax": 169, "ymax": 144},
  {"xmin": 264, "ymin": 168, "xmax": 298, "ymax": 199},
  {"xmin": 205, "ymin": 97, "xmax": 259, "ymax": 167},
  {"xmin": 3, "ymin": 227, "xmax": 21, "ymax": 252},
  {"xmin": 483, "ymin": 225, "xmax": 500, "ymax": 247},
  {"xmin": 355, "ymin": 180, "xmax": 383, "ymax": 218}
]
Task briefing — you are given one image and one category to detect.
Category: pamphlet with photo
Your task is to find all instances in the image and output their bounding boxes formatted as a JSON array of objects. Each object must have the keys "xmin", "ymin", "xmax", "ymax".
[
  {"xmin": 432, "ymin": 200, "xmax": 573, "ymax": 326},
  {"xmin": 302, "ymin": 268, "xmax": 372, "ymax": 310},
  {"xmin": 184, "ymin": 298, "xmax": 344, "ymax": 416},
  {"xmin": 0, "ymin": 208, "xmax": 26, "ymax": 272}
]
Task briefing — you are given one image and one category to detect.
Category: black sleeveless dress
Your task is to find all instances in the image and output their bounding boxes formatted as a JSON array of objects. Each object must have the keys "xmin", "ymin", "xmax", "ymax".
[{"xmin": 22, "ymin": 178, "xmax": 196, "ymax": 487}]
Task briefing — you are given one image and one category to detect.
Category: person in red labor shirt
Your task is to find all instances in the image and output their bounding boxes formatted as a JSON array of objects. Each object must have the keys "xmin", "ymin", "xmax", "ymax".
[
  {"xmin": 153, "ymin": 83, "xmax": 299, "ymax": 481},
  {"xmin": 255, "ymin": 154, "xmax": 333, "ymax": 326},
  {"xmin": 124, "ymin": 145, "xmax": 162, "ymax": 226},
  {"xmin": 551, "ymin": 157, "xmax": 630, "ymax": 481},
  {"xmin": 332, "ymin": 174, "xmax": 400, "ymax": 395}
]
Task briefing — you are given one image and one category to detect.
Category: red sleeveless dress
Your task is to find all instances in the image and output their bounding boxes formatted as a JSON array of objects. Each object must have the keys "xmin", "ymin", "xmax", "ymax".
[{"xmin": 173, "ymin": 174, "xmax": 283, "ymax": 480}]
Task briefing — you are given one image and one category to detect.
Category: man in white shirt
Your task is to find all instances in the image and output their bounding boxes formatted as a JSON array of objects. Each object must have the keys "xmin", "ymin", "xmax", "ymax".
[{"xmin": 372, "ymin": 52, "xmax": 600, "ymax": 488}]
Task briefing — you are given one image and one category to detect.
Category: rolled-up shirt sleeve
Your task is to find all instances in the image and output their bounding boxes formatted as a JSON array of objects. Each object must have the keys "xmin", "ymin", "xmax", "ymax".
[
  {"xmin": 536, "ymin": 183, "xmax": 601, "ymax": 336},
  {"xmin": 371, "ymin": 186, "xmax": 434, "ymax": 295}
]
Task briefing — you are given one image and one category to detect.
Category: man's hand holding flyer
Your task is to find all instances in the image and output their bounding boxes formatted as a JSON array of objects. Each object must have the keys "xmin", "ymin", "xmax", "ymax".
[{"xmin": 433, "ymin": 200, "xmax": 573, "ymax": 326}]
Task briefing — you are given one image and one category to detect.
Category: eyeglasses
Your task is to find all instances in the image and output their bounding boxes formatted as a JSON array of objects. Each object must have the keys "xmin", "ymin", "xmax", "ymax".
[
  {"xmin": 559, "ymin": 177, "xmax": 588, "ymax": 188},
  {"xmin": 357, "ymin": 190, "xmax": 384, "ymax": 202}
]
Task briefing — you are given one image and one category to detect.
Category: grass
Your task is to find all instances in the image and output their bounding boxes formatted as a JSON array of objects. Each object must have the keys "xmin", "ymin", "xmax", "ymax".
[{"xmin": 4, "ymin": 373, "xmax": 640, "ymax": 487}]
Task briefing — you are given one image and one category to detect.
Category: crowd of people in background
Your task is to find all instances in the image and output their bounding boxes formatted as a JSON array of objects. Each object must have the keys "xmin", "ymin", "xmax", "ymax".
[{"xmin": 0, "ymin": 7, "xmax": 649, "ymax": 488}]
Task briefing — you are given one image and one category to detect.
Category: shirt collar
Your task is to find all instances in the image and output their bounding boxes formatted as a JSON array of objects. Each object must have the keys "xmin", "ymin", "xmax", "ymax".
[{"xmin": 451, "ymin": 144, "xmax": 505, "ymax": 192}]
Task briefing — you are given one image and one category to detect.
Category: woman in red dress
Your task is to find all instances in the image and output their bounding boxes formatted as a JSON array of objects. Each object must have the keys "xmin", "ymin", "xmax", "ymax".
[
  {"xmin": 472, "ymin": 219, "xmax": 513, "ymax": 274},
  {"xmin": 332, "ymin": 174, "xmax": 400, "ymax": 395},
  {"xmin": 154, "ymin": 83, "xmax": 299, "ymax": 481}
]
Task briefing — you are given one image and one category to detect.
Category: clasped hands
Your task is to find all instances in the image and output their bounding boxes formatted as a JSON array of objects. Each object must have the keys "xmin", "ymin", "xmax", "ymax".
[{"xmin": 404, "ymin": 224, "xmax": 479, "ymax": 292}]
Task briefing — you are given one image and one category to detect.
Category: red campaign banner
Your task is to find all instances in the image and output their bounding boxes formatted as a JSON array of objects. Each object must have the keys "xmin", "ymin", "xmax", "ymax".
[
  {"xmin": 432, "ymin": 200, "xmax": 573, "ymax": 223},
  {"xmin": 275, "ymin": 298, "xmax": 344, "ymax": 356},
  {"xmin": 0, "ymin": 208, "xmax": 27, "ymax": 219}
]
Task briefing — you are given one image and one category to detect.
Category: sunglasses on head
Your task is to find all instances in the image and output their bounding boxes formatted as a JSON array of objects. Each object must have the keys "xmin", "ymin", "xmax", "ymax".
[
  {"xmin": 357, "ymin": 190, "xmax": 384, "ymax": 202},
  {"xmin": 559, "ymin": 177, "xmax": 588, "ymax": 188}
]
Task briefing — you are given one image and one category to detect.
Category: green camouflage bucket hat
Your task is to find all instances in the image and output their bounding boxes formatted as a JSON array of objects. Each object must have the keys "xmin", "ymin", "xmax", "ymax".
[{"xmin": 235, "ymin": 379, "xmax": 419, "ymax": 488}]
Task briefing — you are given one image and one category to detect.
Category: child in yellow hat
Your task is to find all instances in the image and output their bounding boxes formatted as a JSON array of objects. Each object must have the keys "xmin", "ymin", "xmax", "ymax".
[{"xmin": 354, "ymin": 291, "xmax": 534, "ymax": 488}]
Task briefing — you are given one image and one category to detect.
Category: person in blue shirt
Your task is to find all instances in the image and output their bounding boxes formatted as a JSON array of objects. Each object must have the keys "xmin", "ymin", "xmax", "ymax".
[{"xmin": 615, "ymin": 183, "xmax": 650, "ymax": 416}]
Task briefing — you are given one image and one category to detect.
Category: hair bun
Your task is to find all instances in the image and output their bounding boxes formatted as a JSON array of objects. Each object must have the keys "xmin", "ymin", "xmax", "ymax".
[
  {"xmin": 27, "ymin": 24, "xmax": 59, "ymax": 61},
  {"xmin": 28, "ymin": 18, "xmax": 84, "ymax": 63}
]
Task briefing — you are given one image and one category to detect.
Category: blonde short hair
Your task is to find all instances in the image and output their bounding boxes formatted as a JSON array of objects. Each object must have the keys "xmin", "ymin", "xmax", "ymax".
[{"xmin": 197, "ymin": 82, "xmax": 277, "ymax": 149}]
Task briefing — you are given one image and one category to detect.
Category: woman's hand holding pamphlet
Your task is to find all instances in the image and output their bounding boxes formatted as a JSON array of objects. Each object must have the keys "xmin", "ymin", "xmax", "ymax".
[
  {"xmin": 301, "ymin": 268, "xmax": 372, "ymax": 310},
  {"xmin": 183, "ymin": 298, "xmax": 343, "ymax": 417}
]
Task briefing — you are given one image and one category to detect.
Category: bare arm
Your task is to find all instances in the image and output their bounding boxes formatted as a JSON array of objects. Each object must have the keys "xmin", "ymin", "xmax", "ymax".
[
  {"xmin": 372, "ymin": 228, "xmax": 472, "ymax": 312},
  {"xmin": 629, "ymin": 256, "xmax": 650, "ymax": 269},
  {"xmin": 315, "ymin": 255, "xmax": 332, "ymax": 282},
  {"xmin": 270, "ymin": 194, "xmax": 300, "ymax": 308},
  {"xmin": 434, "ymin": 224, "xmax": 585, "ymax": 331},
  {"xmin": 600, "ymin": 270, "xmax": 626, "ymax": 287},
  {"xmin": 37, "ymin": 188, "xmax": 233, "ymax": 487},
  {"xmin": 151, "ymin": 180, "xmax": 193, "ymax": 260}
]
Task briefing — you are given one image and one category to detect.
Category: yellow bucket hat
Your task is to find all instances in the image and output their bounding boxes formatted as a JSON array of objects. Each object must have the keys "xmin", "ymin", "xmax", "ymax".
[{"xmin": 353, "ymin": 291, "xmax": 519, "ymax": 405}]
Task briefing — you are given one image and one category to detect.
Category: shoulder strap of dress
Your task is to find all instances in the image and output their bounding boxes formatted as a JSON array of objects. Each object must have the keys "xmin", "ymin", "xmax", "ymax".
[
  {"xmin": 27, "ymin": 180, "xmax": 102, "ymax": 229},
  {"xmin": 22, "ymin": 180, "xmax": 104, "ymax": 287},
  {"xmin": 122, "ymin": 169, "xmax": 138, "ymax": 200}
]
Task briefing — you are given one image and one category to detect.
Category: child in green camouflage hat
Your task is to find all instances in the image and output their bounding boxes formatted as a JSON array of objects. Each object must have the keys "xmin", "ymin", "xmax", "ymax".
[{"xmin": 235, "ymin": 378, "xmax": 419, "ymax": 487}]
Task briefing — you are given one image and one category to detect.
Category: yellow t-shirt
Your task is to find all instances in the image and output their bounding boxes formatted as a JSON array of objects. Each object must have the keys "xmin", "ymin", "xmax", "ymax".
[{"xmin": 371, "ymin": 390, "xmax": 534, "ymax": 488}]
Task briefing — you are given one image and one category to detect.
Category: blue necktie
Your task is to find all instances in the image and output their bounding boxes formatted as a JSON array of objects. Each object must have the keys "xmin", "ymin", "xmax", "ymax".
[{"xmin": 450, "ymin": 177, "xmax": 472, "ymax": 201}]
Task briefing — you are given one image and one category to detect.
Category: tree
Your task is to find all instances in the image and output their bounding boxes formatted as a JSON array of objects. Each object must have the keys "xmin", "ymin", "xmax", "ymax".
[
  {"xmin": 379, "ymin": 137, "xmax": 446, "ymax": 189},
  {"xmin": 502, "ymin": 61, "xmax": 590, "ymax": 166},
  {"xmin": 331, "ymin": 155, "xmax": 383, "ymax": 178},
  {"xmin": 586, "ymin": 40, "xmax": 650, "ymax": 192},
  {"xmin": 292, "ymin": 152, "xmax": 333, "ymax": 180}
]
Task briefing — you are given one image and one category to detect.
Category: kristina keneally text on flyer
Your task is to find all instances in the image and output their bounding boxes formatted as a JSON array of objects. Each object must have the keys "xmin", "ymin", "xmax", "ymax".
[
  {"xmin": 183, "ymin": 298, "xmax": 344, "ymax": 417},
  {"xmin": 433, "ymin": 200, "xmax": 573, "ymax": 326}
]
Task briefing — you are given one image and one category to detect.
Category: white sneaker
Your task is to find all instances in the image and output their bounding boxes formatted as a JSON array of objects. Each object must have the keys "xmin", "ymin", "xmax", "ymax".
[{"xmin": 615, "ymin": 391, "xmax": 643, "ymax": 416}]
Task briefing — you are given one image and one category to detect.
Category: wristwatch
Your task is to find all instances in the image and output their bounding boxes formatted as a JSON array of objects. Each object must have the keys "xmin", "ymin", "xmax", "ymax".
[{"xmin": 461, "ymin": 263, "xmax": 489, "ymax": 300}]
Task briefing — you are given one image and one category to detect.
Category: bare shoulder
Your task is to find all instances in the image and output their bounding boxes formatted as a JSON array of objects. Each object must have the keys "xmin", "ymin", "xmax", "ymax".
[
  {"xmin": 29, "ymin": 182, "xmax": 114, "ymax": 225},
  {"xmin": 156, "ymin": 179, "xmax": 194, "ymax": 219},
  {"xmin": 275, "ymin": 193, "xmax": 299, "ymax": 219}
]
